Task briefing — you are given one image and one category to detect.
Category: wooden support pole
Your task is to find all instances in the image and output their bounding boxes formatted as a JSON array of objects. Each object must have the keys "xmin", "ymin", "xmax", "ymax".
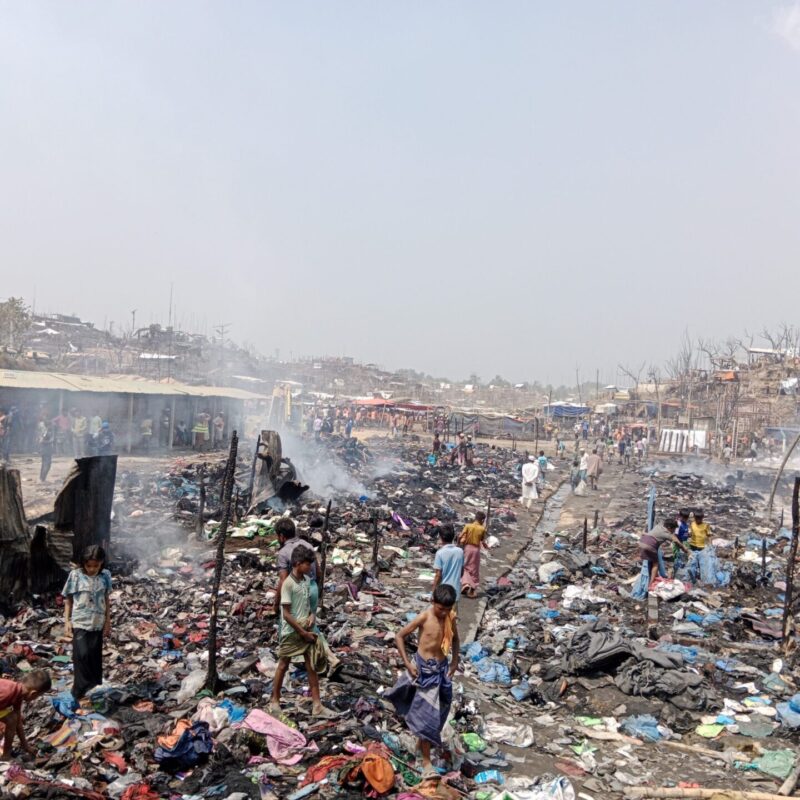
[
  {"xmin": 781, "ymin": 476, "xmax": 800, "ymax": 653},
  {"xmin": 196, "ymin": 464, "xmax": 206, "ymax": 540},
  {"xmin": 127, "ymin": 393, "xmax": 133, "ymax": 454},
  {"xmin": 319, "ymin": 499, "xmax": 332, "ymax": 613},
  {"xmin": 583, "ymin": 517, "xmax": 588, "ymax": 552},
  {"xmin": 778, "ymin": 758, "xmax": 800, "ymax": 796},
  {"xmin": 371, "ymin": 512, "xmax": 380, "ymax": 575},
  {"xmin": 206, "ymin": 432, "xmax": 239, "ymax": 691},
  {"xmin": 168, "ymin": 396, "xmax": 176, "ymax": 450},
  {"xmin": 593, "ymin": 509, "xmax": 599, "ymax": 530},
  {"xmin": 247, "ymin": 434, "xmax": 261, "ymax": 500},
  {"xmin": 768, "ymin": 431, "xmax": 800, "ymax": 519}
]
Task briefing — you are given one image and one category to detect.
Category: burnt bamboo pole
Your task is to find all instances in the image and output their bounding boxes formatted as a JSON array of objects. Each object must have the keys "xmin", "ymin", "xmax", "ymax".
[{"xmin": 205, "ymin": 432, "xmax": 239, "ymax": 691}]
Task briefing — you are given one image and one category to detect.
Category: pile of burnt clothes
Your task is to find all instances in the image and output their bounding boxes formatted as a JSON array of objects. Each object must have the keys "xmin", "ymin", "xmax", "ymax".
[
  {"xmin": 0, "ymin": 437, "xmax": 541, "ymax": 798},
  {"xmin": 441, "ymin": 460, "xmax": 800, "ymax": 797}
]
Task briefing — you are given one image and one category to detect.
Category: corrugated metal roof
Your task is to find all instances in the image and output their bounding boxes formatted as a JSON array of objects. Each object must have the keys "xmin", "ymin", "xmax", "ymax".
[
  {"xmin": 0, "ymin": 369, "xmax": 265, "ymax": 401},
  {"xmin": 178, "ymin": 384, "xmax": 266, "ymax": 401}
]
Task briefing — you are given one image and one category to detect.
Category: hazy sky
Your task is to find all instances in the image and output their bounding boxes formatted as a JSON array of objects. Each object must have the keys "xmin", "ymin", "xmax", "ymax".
[{"xmin": 2, "ymin": 2, "xmax": 800, "ymax": 385}]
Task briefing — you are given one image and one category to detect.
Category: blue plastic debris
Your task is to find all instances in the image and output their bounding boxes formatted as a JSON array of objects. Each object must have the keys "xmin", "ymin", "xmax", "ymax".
[
  {"xmin": 474, "ymin": 770, "xmax": 505, "ymax": 785},
  {"xmin": 462, "ymin": 641, "xmax": 488, "ymax": 663},
  {"xmin": 510, "ymin": 680, "xmax": 532, "ymax": 701},
  {"xmin": 475, "ymin": 658, "xmax": 511, "ymax": 685},
  {"xmin": 51, "ymin": 691, "xmax": 78, "ymax": 718},
  {"xmin": 656, "ymin": 643, "xmax": 700, "ymax": 663},
  {"xmin": 777, "ymin": 694, "xmax": 800, "ymax": 728},
  {"xmin": 678, "ymin": 545, "xmax": 731, "ymax": 587},
  {"xmin": 621, "ymin": 714, "xmax": 662, "ymax": 742}
]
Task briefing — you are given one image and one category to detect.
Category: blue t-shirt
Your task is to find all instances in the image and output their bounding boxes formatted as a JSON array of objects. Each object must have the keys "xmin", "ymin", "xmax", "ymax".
[
  {"xmin": 677, "ymin": 520, "xmax": 690, "ymax": 542},
  {"xmin": 537, "ymin": 456, "xmax": 548, "ymax": 473},
  {"xmin": 434, "ymin": 544, "xmax": 465, "ymax": 600}
]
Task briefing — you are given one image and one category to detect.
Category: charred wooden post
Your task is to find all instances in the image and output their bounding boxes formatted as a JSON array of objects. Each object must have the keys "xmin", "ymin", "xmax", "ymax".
[
  {"xmin": 30, "ymin": 525, "xmax": 70, "ymax": 595},
  {"xmin": 206, "ymin": 431, "xmax": 239, "ymax": 691},
  {"xmin": 54, "ymin": 455, "xmax": 117, "ymax": 560},
  {"xmin": 247, "ymin": 433, "xmax": 261, "ymax": 499},
  {"xmin": 0, "ymin": 468, "xmax": 31, "ymax": 605},
  {"xmin": 371, "ymin": 512, "xmax": 380, "ymax": 575},
  {"xmin": 781, "ymin": 477, "xmax": 800, "ymax": 654},
  {"xmin": 583, "ymin": 517, "xmax": 588, "ymax": 553},
  {"xmin": 593, "ymin": 509, "xmax": 599, "ymax": 530},
  {"xmin": 318, "ymin": 499, "xmax": 332, "ymax": 614},
  {"xmin": 762, "ymin": 537, "xmax": 768, "ymax": 580}
]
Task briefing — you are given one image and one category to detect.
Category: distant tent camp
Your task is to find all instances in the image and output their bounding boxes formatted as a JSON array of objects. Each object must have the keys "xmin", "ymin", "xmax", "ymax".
[{"xmin": 543, "ymin": 402, "xmax": 591, "ymax": 418}]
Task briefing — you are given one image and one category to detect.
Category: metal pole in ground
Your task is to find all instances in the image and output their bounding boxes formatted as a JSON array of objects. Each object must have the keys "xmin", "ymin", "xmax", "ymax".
[{"xmin": 319, "ymin": 499, "xmax": 332, "ymax": 613}]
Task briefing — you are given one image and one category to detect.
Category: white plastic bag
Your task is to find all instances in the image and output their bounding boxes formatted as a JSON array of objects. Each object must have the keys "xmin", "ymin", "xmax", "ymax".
[
  {"xmin": 176, "ymin": 669, "xmax": 206, "ymax": 704},
  {"xmin": 574, "ymin": 480, "xmax": 588, "ymax": 497}
]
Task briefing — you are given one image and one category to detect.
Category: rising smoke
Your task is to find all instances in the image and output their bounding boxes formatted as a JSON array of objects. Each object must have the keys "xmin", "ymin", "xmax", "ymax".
[{"xmin": 278, "ymin": 429, "xmax": 371, "ymax": 499}]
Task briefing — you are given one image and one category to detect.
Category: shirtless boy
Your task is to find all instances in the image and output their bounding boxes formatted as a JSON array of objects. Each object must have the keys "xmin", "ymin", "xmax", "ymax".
[{"xmin": 385, "ymin": 584, "xmax": 459, "ymax": 774}]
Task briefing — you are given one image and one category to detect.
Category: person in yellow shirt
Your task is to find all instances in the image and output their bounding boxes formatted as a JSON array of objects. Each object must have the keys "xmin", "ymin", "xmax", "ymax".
[
  {"xmin": 689, "ymin": 509, "xmax": 711, "ymax": 551},
  {"xmin": 459, "ymin": 511, "xmax": 487, "ymax": 599}
]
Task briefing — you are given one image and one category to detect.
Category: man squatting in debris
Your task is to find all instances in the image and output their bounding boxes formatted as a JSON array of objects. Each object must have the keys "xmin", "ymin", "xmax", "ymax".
[
  {"xmin": 0, "ymin": 671, "xmax": 52, "ymax": 761},
  {"xmin": 459, "ymin": 510, "xmax": 488, "ymax": 599},
  {"xmin": 270, "ymin": 545, "xmax": 336, "ymax": 718},
  {"xmin": 62, "ymin": 545, "xmax": 112, "ymax": 703},
  {"xmin": 386, "ymin": 583, "xmax": 459, "ymax": 776},
  {"xmin": 639, "ymin": 518, "xmax": 689, "ymax": 583}
]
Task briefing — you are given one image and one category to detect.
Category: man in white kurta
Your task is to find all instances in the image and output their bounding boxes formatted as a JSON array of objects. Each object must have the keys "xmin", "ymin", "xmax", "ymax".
[
  {"xmin": 579, "ymin": 449, "xmax": 589, "ymax": 482},
  {"xmin": 520, "ymin": 456, "xmax": 539, "ymax": 509}
]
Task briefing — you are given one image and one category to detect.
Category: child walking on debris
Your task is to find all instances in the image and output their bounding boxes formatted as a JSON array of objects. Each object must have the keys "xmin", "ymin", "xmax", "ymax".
[
  {"xmin": 270, "ymin": 545, "xmax": 336, "ymax": 718},
  {"xmin": 689, "ymin": 509, "xmax": 711, "ymax": 552},
  {"xmin": 386, "ymin": 584, "xmax": 459, "ymax": 777},
  {"xmin": 0, "ymin": 671, "xmax": 51, "ymax": 761},
  {"xmin": 432, "ymin": 524, "xmax": 464, "ymax": 602},
  {"xmin": 63, "ymin": 545, "xmax": 112, "ymax": 702},
  {"xmin": 459, "ymin": 511, "xmax": 487, "ymax": 598}
]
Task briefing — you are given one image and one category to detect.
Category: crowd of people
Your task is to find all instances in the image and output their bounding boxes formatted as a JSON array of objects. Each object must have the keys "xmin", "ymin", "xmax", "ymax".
[
  {"xmin": 0, "ymin": 404, "xmax": 233, "ymax": 481},
  {"xmin": 304, "ymin": 406, "xmax": 441, "ymax": 439}
]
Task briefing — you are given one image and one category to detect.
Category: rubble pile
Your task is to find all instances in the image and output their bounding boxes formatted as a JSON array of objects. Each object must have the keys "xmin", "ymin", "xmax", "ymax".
[
  {"xmin": 461, "ymin": 462, "xmax": 800, "ymax": 796},
  {"xmin": 0, "ymin": 437, "xmax": 549, "ymax": 799},
  {"xmin": 2, "ymin": 434, "xmax": 800, "ymax": 799}
]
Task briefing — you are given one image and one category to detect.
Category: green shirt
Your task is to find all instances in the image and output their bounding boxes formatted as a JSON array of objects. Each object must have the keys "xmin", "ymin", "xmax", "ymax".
[{"xmin": 280, "ymin": 572, "xmax": 311, "ymax": 639}]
